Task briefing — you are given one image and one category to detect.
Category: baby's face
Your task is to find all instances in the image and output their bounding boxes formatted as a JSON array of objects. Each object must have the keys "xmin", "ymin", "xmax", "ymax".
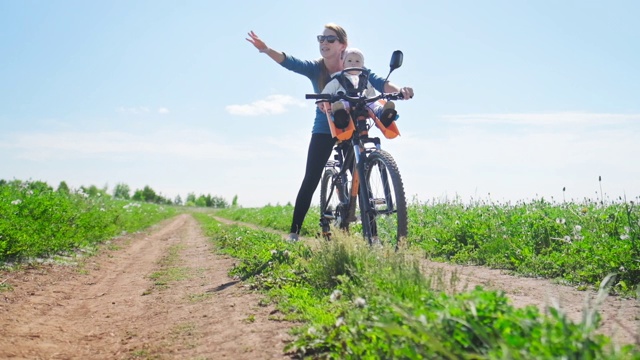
[{"xmin": 344, "ymin": 53, "xmax": 364, "ymax": 68}]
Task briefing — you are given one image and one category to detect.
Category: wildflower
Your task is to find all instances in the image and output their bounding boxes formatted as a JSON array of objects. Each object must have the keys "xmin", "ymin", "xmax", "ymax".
[
  {"xmin": 418, "ymin": 314, "xmax": 427, "ymax": 325},
  {"xmin": 330, "ymin": 290, "xmax": 342, "ymax": 302},
  {"xmin": 563, "ymin": 236, "xmax": 572, "ymax": 243},
  {"xmin": 270, "ymin": 249, "xmax": 277, "ymax": 256},
  {"xmin": 354, "ymin": 297, "xmax": 366, "ymax": 308},
  {"xmin": 556, "ymin": 218, "xmax": 566, "ymax": 224},
  {"xmin": 619, "ymin": 266, "xmax": 626, "ymax": 272},
  {"xmin": 283, "ymin": 250, "xmax": 290, "ymax": 258},
  {"xmin": 307, "ymin": 327, "xmax": 317, "ymax": 336},
  {"xmin": 335, "ymin": 317, "xmax": 346, "ymax": 327},
  {"xmin": 620, "ymin": 234, "xmax": 630, "ymax": 240},
  {"xmin": 574, "ymin": 225, "xmax": 582, "ymax": 232},
  {"xmin": 11, "ymin": 199, "xmax": 22, "ymax": 205}
]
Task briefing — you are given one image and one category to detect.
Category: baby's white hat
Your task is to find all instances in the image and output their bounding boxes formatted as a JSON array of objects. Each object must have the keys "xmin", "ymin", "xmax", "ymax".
[{"xmin": 342, "ymin": 47, "xmax": 364, "ymax": 63}]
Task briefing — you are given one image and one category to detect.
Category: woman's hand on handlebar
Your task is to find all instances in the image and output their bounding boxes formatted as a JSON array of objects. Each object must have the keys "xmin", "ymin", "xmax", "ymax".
[
  {"xmin": 384, "ymin": 82, "xmax": 414, "ymax": 100},
  {"xmin": 399, "ymin": 86, "xmax": 414, "ymax": 99}
]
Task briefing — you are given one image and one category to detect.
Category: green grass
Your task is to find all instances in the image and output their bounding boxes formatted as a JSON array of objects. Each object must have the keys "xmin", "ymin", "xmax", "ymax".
[
  {"xmin": 0, "ymin": 179, "xmax": 178, "ymax": 263},
  {"xmin": 195, "ymin": 212, "xmax": 639, "ymax": 359},
  {"xmin": 215, "ymin": 196, "xmax": 640, "ymax": 295}
]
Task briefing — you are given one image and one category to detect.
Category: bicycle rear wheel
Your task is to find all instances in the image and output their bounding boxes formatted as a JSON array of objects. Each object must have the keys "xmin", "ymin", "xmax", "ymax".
[
  {"xmin": 362, "ymin": 149, "xmax": 407, "ymax": 248},
  {"xmin": 320, "ymin": 167, "xmax": 349, "ymax": 238}
]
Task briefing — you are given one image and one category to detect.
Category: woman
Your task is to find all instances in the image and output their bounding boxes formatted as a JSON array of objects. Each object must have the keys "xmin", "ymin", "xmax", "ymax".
[{"xmin": 246, "ymin": 24, "xmax": 414, "ymax": 241}]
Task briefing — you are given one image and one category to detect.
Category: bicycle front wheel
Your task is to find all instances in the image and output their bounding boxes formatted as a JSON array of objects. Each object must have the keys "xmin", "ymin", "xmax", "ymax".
[{"xmin": 363, "ymin": 149, "xmax": 408, "ymax": 248}]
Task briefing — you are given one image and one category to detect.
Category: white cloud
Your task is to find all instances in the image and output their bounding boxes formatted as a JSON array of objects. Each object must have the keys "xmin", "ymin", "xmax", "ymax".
[
  {"xmin": 381, "ymin": 111, "xmax": 640, "ymax": 203},
  {"xmin": 1, "ymin": 129, "xmax": 277, "ymax": 161},
  {"xmin": 225, "ymin": 94, "xmax": 307, "ymax": 116},
  {"xmin": 442, "ymin": 112, "xmax": 640, "ymax": 126},
  {"xmin": 158, "ymin": 107, "xmax": 170, "ymax": 114}
]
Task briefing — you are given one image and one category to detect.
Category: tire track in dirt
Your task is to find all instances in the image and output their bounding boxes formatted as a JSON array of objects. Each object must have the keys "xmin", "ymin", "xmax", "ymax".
[
  {"xmin": 422, "ymin": 261, "xmax": 640, "ymax": 347},
  {"xmin": 0, "ymin": 214, "xmax": 292, "ymax": 359}
]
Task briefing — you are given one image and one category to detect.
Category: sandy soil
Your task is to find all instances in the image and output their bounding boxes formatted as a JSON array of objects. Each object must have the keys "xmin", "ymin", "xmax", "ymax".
[{"xmin": 1, "ymin": 213, "xmax": 638, "ymax": 360}]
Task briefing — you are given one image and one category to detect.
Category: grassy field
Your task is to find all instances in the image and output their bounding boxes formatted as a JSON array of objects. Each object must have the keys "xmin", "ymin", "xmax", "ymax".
[
  {"xmin": 3, "ymin": 177, "xmax": 639, "ymax": 357},
  {"xmin": 0, "ymin": 179, "xmax": 178, "ymax": 263},
  {"xmin": 215, "ymin": 196, "xmax": 640, "ymax": 295},
  {"xmin": 196, "ymin": 212, "xmax": 639, "ymax": 359}
]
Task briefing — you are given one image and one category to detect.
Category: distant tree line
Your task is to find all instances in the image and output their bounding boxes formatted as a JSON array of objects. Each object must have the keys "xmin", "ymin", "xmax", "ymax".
[{"xmin": 0, "ymin": 179, "xmax": 234, "ymax": 209}]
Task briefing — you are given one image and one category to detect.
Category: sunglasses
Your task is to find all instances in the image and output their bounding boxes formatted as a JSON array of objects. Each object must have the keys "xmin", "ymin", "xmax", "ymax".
[{"xmin": 317, "ymin": 35, "xmax": 339, "ymax": 43}]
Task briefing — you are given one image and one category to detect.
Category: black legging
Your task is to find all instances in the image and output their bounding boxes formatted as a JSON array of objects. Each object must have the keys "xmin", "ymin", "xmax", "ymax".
[{"xmin": 290, "ymin": 133, "xmax": 336, "ymax": 234}]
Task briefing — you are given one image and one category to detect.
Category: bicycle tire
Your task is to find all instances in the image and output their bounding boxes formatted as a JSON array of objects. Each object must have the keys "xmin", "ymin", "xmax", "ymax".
[
  {"xmin": 320, "ymin": 167, "xmax": 350, "ymax": 236},
  {"xmin": 362, "ymin": 149, "xmax": 408, "ymax": 248}
]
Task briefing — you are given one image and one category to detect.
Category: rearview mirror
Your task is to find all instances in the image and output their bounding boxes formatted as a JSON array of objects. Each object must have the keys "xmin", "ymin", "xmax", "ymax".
[{"xmin": 390, "ymin": 50, "xmax": 403, "ymax": 71}]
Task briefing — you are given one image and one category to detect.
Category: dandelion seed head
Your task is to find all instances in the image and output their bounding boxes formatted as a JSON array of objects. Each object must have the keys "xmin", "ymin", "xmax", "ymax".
[{"xmin": 354, "ymin": 297, "xmax": 366, "ymax": 308}]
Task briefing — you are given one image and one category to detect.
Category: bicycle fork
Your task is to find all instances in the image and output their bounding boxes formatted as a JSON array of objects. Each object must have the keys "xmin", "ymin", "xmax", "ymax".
[{"xmin": 353, "ymin": 144, "xmax": 377, "ymax": 244}]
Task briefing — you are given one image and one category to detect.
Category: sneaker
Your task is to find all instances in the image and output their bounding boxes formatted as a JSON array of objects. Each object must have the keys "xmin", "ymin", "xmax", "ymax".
[
  {"xmin": 379, "ymin": 101, "xmax": 397, "ymax": 127},
  {"xmin": 286, "ymin": 233, "xmax": 299, "ymax": 242},
  {"xmin": 331, "ymin": 101, "xmax": 350, "ymax": 129}
]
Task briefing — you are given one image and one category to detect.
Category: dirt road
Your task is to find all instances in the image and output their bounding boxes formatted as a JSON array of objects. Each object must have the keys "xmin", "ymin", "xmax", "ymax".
[
  {"xmin": 0, "ymin": 214, "xmax": 290, "ymax": 359},
  {"xmin": 1, "ymin": 213, "xmax": 638, "ymax": 359}
]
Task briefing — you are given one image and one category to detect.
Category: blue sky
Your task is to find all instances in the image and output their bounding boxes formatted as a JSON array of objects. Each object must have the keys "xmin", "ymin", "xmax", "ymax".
[{"xmin": 1, "ymin": 1, "xmax": 639, "ymax": 207}]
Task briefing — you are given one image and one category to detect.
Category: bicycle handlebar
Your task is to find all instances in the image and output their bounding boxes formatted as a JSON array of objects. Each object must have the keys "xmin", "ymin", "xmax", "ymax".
[{"xmin": 305, "ymin": 91, "xmax": 404, "ymax": 103}]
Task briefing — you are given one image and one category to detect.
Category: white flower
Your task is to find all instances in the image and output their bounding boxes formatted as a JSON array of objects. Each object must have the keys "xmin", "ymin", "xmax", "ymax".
[
  {"xmin": 270, "ymin": 249, "xmax": 277, "ymax": 256},
  {"xmin": 330, "ymin": 290, "xmax": 342, "ymax": 302},
  {"xmin": 11, "ymin": 199, "xmax": 22, "ymax": 205},
  {"xmin": 418, "ymin": 314, "xmax": 427, "ymax": 325},
  {"xmin": 354, "ymin": 297, "xmax": 366, "ymax": 308},
  {"xmin": 620, "ymin": 234, "xmax": 630, "ymax": 240},
  {"xmin": 556, "ymin": 218, "xmax": 566, "ymax": 224},
  {"xmin": 335, "ymin": 317, "xmax": 346, "ymax": 327},
  {"xmin": 307, "ymin": 327, "xmax": 317, "ymax": 336},
  {"xmin": 574, "ymin": 225, "xmax": 582, "ymax": 232},
  {"xmin": 563, "ymin": 236, "xmax": 572, "ymax": 243}
]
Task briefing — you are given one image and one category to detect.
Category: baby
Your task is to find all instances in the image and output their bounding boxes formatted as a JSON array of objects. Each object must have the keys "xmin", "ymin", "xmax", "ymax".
[{"xmin": 321, "ymin": 48, "xmax": 398, "ymax": 129}]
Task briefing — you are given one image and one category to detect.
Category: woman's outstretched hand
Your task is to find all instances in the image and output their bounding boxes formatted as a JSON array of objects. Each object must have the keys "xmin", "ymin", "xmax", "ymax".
[{"xmin": 246, "ymin": 31, "xmax": 269, "ymax": 53}]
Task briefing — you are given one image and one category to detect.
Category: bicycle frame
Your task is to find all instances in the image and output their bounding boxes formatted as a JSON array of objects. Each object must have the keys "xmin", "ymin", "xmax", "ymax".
[{"xmin": 320, "ymin": 104, "xmax": 384, "ymax": 241}]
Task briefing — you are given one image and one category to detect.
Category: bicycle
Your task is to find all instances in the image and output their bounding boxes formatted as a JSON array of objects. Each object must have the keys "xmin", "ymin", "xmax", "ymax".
[{"xmin": 306, "ymin": 51, "xmax": 408, "ymax": 249}]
